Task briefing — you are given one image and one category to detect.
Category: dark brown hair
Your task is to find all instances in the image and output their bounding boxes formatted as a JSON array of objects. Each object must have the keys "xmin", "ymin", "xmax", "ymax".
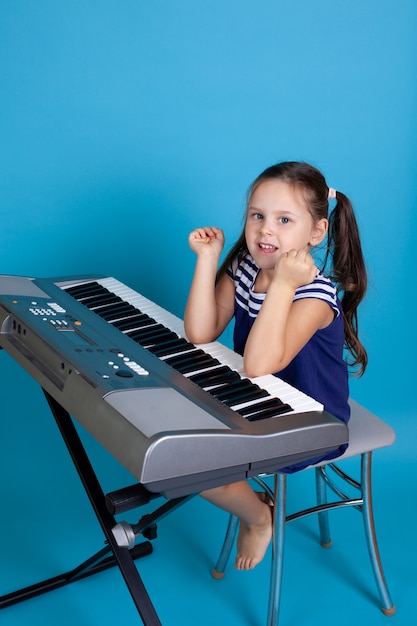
[{"xmin": 217, "ymin": 161, "xmax": 368, "ymax": 376}]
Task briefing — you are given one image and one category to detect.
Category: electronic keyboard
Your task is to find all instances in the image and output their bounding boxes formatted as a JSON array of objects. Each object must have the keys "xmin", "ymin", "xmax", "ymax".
[{"xmin": 0, "ymin": 274, "xmax": 348, "ymax": 497}]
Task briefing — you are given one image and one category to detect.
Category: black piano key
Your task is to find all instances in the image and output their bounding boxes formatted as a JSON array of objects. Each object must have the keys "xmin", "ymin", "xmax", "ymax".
[
  {"xmin": 99, "ymin": 304, "xmax": 142, "ymax": 321},
  {"xmin": 134, "ymin": 330, "xmax": 177, "ymax": 346},
  {"xmin": 126, "ymin": 323, "xmax": 166, "ymax": 340},
  {"xmin": 209, "ymin": 378, "xmax": 257, "ymax": 399},
  {"xmin": 148, "ymin": 338, "xmax": 195, "ymax": 357},
  {"xmin": 245, "ymin": 403, "xmax": 292, "ymax": 421},
  {"xmin": 172, "ymin": 355, "xmax": 220, "ymax": 375},
  {"xmin": 70, "ymin": 283, "xmax": 115, "ymax": 300},
  {"xmin": 83, "ymin": 293, "xmax": 123, "ymax": 309},
  {"xmin": 65, "ymin": 282, "xmax": 105, "ymax": 298},
  {"xmin": 133, "ymin": 330, "xmax": 178, "ymax": 347},
  {"xmin": 238, "ymin": 397, "xmax": 286, "ymax": 416},
  {"xmin": 213, "ymin": 385, "xmax": 269, "ymax": 404},
  {"xmin": 188, "ymin": 366, "xmax": 227, "ymax": 384},
  {"xmin": 163, "ymin": 349, "xmax": 206, "ymax": 367},
  {"xmin": 215, "ymin": 386, "xmax": 269, "ymax": 406},
  {"xmin": 188, "ymin": 366, "xmax": 240, "ymax": 386},
  {"xmin": 113, "ymin": 315, "xmax": 157, "ymax": 332}
]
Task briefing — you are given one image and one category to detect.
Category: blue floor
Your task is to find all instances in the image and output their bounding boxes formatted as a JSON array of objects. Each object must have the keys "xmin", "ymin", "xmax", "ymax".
[{"xmin": 0, "ymin": 356, "xmax": 415, "ymax": 626}]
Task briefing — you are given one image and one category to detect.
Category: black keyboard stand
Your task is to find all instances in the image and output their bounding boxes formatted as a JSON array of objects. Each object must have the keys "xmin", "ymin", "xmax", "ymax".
[{"xmin": 0, "ymin": 390, "xmax": 192, "ymax": 625}]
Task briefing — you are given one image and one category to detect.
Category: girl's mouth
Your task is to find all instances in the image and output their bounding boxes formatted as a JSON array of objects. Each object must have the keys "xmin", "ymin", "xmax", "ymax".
[{"xmin": 258, "ymin": 243, "xmax": 278, "ymax": 253}]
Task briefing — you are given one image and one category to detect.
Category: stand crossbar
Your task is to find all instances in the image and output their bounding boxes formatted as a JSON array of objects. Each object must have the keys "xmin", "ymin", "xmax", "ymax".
[{"xmin": 0, "ymin": 542, "xmax": 153, "ymax": 609}]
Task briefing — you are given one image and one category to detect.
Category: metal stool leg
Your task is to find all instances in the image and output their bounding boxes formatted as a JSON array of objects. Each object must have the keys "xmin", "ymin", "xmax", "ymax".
[
  {"xmin": 315, "ymin": 467, "xmax": 332, "ymax": 547},
  {"xmin": 267, "ymin": 473, "xmax": 286, "ymax": 626},
  {"xmin": 212, "ymin": 514, "xmax": 239, "ymax": 578},
  {"xmin": 361, "ymin": 452, "xmax": 395, "ymax": 615}
]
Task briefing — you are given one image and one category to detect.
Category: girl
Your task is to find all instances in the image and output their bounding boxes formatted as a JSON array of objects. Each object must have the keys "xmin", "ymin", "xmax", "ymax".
[{"xmin": 184, "ymin": 161, "xmax": 367, "ymax": 571}]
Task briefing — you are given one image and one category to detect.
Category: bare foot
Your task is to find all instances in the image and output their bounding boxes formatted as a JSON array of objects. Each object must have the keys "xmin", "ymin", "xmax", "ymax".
[{"xmin": 234, "ymin": 501, "xmax": 273, "ymax": 570}]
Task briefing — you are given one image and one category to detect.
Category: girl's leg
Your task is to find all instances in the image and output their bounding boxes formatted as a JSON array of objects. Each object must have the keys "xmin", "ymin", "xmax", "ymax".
[{"xmin": 200, "ymin": 480, "xmax": 273, "ymax": 570}]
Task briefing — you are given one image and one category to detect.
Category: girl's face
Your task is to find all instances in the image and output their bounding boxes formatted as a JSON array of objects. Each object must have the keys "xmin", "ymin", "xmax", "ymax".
[{"xmin": 244, "ymin": 179, "xmax": 327, "ymax": 272}]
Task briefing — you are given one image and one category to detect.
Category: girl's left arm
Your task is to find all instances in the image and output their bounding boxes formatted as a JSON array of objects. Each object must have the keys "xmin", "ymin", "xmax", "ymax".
[{"xmin": 243, "ymin": 251, "xmax": 334, "ymax": 377}]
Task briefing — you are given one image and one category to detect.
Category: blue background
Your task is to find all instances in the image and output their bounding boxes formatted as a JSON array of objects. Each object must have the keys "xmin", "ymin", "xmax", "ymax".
[{"xmin": 0, "ymin": 2, "xmax": 416, "ymax": 625}]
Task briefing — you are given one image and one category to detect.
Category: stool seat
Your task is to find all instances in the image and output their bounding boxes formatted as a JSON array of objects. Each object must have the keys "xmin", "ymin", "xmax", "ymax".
[{"xmin": 313, "ymin": 399, "xmax": 395, "ymax": 464}]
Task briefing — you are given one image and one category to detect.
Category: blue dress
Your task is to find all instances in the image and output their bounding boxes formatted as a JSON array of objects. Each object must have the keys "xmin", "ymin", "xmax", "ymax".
[{"xmin": 227, "ymin": 253, "xmax": 349, "ymax": 471}]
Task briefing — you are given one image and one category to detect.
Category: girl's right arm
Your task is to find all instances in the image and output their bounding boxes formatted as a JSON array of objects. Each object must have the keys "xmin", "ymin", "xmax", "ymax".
[{"xmin": 184, "ymin": 227, "xmax": 235, "ymax": 344}]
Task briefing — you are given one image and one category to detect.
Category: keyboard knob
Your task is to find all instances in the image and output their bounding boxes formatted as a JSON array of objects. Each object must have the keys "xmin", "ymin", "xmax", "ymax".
[{"xmin": 115, "ymin": 369, "xmax": 134, "ymax": 378}]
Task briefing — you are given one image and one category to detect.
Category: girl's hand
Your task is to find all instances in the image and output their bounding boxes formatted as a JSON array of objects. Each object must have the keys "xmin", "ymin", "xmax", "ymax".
[
  {"xmin": 273, "ymin": 248, "xmax": 318, "ymax": 290},
  {"xmin": 188, "ymin": 226, "xmax": 225, "ymax": 257}
]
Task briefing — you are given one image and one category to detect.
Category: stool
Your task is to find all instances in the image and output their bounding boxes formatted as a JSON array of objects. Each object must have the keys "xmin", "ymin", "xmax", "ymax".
[{"xmin": 212, "ymin": 399, "xmax": 396, "ymax": 625}]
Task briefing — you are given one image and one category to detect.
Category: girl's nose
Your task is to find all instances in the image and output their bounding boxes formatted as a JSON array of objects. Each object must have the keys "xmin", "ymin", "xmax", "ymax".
[{"xmin": 259, "ymin": 220, "xmax": 273, "ymax": 235}]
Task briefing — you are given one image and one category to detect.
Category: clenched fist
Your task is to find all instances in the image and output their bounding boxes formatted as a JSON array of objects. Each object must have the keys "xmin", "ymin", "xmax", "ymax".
[
  {"xmin": 273, "ymin": 248, "xmax": 318, "ymax": 289},
  {"xmin": 188, "ymin": 226, "xmax": 225, "ymax": 258}
]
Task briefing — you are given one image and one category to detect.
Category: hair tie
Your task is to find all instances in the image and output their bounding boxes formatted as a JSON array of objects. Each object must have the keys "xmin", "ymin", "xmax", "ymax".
[{"xmin": 328, "ymin": 187, "xmax": 337, "ymax": 200}]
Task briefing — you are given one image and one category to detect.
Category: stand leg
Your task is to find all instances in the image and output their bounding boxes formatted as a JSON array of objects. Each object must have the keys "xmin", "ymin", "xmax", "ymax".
[{"xmin": 41, "ymin": 390, "xmax": 163, "ymax": 626}]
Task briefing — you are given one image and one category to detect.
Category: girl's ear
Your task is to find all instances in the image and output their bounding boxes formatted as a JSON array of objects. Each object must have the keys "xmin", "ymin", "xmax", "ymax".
[{"xmin": 310, "ymin": 218, "xmax": 328, "ymax": 246}]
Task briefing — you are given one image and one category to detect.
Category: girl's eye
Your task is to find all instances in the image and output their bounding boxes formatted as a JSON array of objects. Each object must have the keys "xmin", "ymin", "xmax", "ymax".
[
  {"xmin": 279, "ymin": 217, "xmax": 290, "ymax": 224},
  {"xmin": 250, "ymin": 212, "xmax": 263, "ymax": 220}
]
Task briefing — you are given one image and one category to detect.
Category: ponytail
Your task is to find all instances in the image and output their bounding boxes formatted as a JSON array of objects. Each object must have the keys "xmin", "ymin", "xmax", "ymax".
[{"xmin": 323, "ymin": 191, "xmax": 368, "ymax": 376}]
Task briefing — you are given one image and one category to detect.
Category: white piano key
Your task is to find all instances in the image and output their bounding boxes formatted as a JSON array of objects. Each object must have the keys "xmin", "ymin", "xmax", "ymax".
[{"xmin": 100, "ymin": 277, "xmax": 186, "ymax": 338}]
